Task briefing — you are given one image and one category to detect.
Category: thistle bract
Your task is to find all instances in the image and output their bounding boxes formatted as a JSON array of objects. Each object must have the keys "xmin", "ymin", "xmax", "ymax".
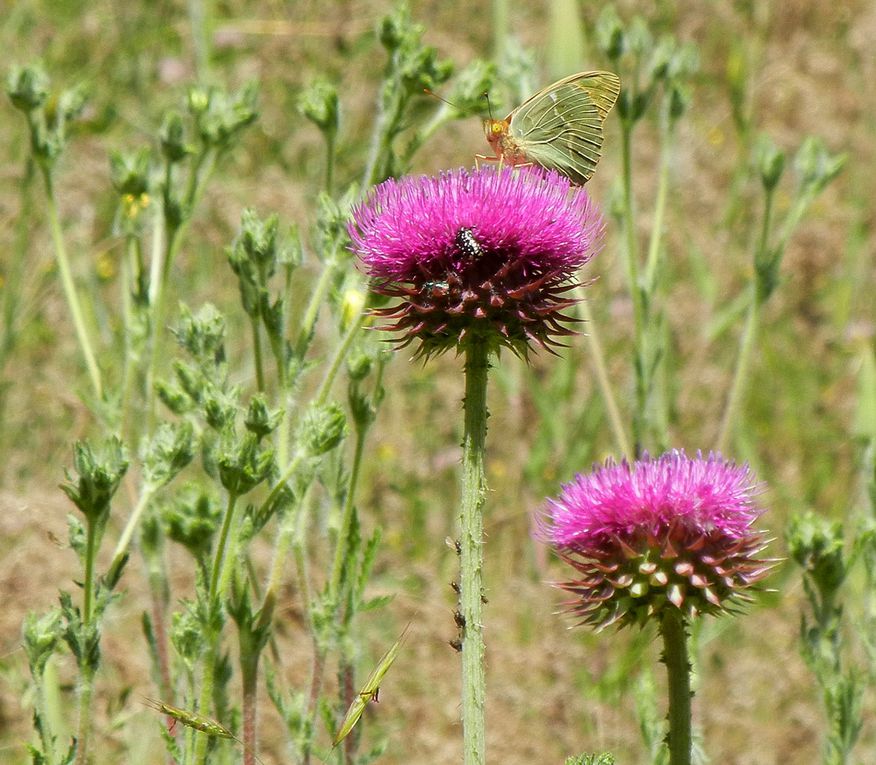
[
  {"xmin": 542, "ymin": 450, "xmax": 774, "ymax": 630},
  {"xmin": 350, "ymin": 166, "xmax": 603, "ymax": 358}
]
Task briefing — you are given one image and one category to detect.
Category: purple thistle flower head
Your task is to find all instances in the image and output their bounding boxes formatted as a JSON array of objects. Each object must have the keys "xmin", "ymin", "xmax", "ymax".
[
  {"xmin": 540, "ymin": 450, "xmax": 775, "ymax": 630},
  {"xmin": 349, "ymin": 166, "xmax": 603, "ymax": 359}
]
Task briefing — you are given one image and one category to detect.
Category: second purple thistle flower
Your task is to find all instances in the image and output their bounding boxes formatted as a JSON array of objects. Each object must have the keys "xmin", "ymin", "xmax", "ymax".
[
  {"xmin": 349, "ymin": 166, "xmax": 604, "ymax": 358},
  {"xmin": 542, "ymin": 451, "xmax": 776, "ymax": 630}
]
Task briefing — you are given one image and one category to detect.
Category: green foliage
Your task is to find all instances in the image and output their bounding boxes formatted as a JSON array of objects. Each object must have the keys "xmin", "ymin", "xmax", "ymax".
[
  {"xmin": 59, "ymin": 437, "xmax": 128, "ymax": 526},
  {"xmin": 565, "ymin": 754, "xmax": 616, "ymax": 765},
  {"xmin": 786, "ymin": 512, "xmax": 865, "ymax": 764}
]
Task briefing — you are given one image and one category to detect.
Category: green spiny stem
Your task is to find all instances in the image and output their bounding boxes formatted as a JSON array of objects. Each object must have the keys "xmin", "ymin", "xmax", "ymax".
[
  {"xmin": 192, "ymin": 641, "xmax": 220, "ymax": 765},
  {"xmin": 329, "ymin": 417, "xmax": 368, "ymax": 599},
  {"xmin": 241, "ymin": 652, "xmax": 259, "ymax": 765},
  {"xmin": 147, "ymin": 560, "xmax": 175, "ymax": 705},
  {"xmin": 459, "ymin": 337, "xmax": 489, "ymax": 765},
  {"xmin": 577, "ymin": 294, "xmax": 631, "ymax": 459},
  {"xmin": 74, "ymin": 518, "xmax": 99, "ymax": 765},
  {"xmin": 293, "ymin": 488, "xmax": 322, "ymax": 765},
  {"xmin": 110, "ymin": 485, "xmax": 157, "ymax": 576},
  {"xmin": 74, "ymin": 667, "xmax": 95, "ymax": 765},
  {"xmin": 661, "ymin": 608, "xmax": 692, "ymax": 765},
  {"xmin": 0, "ymin": 156, "xmax": 34, "ymax": 378},
  {"xmin": 620, "ymin": 123, "xmax": 644, "ymax": 343},
  {"xmin": 258, "ymin": 451, "xmax": 304, "ymax": 519},
  {"xmin": 34, "ymin": 664, "xmax": 57, "ymax": 763},
  {"xmin": 259, "ymin": 488, "xmax": 308, "ymax": 634},
  {"xmin": 44, "ymin": 657, "xmax": 66, "ymax": 754},
  {"xmin": 188, "ymin": 0, "xmax": 213, "ymax": 82},
  {"xmin": 715, "ymin": 285, "xmax": 759, "ymax": 454},
  {"xmin": 251, "ymin": 314, "xmax": 266, "ymax": 392},
  {"xmin": 644, "ymin": 115, "xmax": 675, "ymax": 293},
  {"xmin": 193, "ymin": 489, "xmax": 241, "ymax": 765},
  {"xmin": 620, "ymin": 121, "xmax": 652, "ymax": 453},
  {"xmin": 146, "ymin": 149, "xmax": 217, "ymax": 433},
  {"xmin": 295, "ymin": 257, "xmax": 337, "ymax": 358},
  {"xmin": 716, "ymin": 185, "xmax": 774, "ymax": 452},
  {"xmin": 210, "ymin": 491, "xmax": 240, "ymax": 602},
  {"xmin": 362, "ymin": 91, "xmax": 399, "ymax": 189},
  {"xmin": 315, "ymin": 312, "xmax": 364, "ymax": 407},
  {"xmin": 42, "ymin": 169, "xmax": 103, "ymax": 400},
  {"xmin": 119, "ymin": 235, "xmax": 140, "ymax": 444},
  {"xmin": 492, "ymin": 0, "xmax": 509, "ymax": 60},
  {"xmin": 324, "ymin": 130, "xmax": 336, "ymax": 194}
]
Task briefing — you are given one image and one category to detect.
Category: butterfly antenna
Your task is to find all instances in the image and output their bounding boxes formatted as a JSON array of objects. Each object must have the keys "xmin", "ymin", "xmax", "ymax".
[
  {"xmin": 423, "ymin": 88, "xmax": 460, "ymax": 110},
  {"xmin": 483, "ymin": 91, "xmax": 494, "ymax": 120}
]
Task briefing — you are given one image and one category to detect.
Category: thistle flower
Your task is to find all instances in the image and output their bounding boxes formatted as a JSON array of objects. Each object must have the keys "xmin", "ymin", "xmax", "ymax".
[
  {"xmin": 349, "ymin": 166, "xmax": 603, "ymax": 358},
  {"xmin": 541, "ymin": 450, "xmax": 774, "ymax": 630}
]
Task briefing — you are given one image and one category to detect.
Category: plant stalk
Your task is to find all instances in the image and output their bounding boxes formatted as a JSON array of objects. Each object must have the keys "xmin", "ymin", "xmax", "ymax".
[
  {"xmin": 459, "ymin": 337, "xmax": 490, "ymax": 765},
  {"xmin": 74, "ymin": 517, "xmax": 99, "ymax": 765},
  {"xmin": 193, "ymin": 489, "xmax": 240, "ymax": 765},
  {"xmin": 241, "ymin": 655, "xmax": 259, "ymax": 765},
  {"xmin": 577, "ymin": 295, "xmax": 631, "ymax": 459},
  {"xmin": 43, "ymin": 170, "xmax": 103, "ymax": 400},
  {"xmin": 661, "ymin": 608, "xmax": 692, "ymax": 765}
]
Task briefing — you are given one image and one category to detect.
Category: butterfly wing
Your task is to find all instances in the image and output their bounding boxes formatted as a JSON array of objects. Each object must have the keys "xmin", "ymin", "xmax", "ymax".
[{"xmin": 509, "ymin": 71, "xmax": 620, "ymax": 184}]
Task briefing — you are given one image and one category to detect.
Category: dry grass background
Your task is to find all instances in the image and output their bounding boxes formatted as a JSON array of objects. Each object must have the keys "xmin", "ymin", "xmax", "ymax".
[{"xmin": 1, "ymin": 1, "xmax": 875, "ymax": 763}]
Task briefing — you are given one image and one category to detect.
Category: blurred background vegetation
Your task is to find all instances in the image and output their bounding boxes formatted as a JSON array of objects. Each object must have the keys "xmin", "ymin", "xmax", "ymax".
[{"xmin": 1, "ymin": 1, "xmax": 874, "ymax": 763}]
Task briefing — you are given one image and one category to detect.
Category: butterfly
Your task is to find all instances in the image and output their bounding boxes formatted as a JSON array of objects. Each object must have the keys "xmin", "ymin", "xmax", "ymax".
[{"xmin": 482, "ymin": 71, "xmax": 621, "ymax": 185}]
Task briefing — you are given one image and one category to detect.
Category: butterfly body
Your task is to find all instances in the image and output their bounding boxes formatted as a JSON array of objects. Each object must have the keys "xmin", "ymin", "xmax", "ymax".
[{"xmin": 482, "ymin": 71, "xmax": 620, "ymax": 185}]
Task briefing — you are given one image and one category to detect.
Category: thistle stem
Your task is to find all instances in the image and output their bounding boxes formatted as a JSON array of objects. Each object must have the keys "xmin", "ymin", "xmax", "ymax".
[
  {"xmin": 716, "ymin": 285, "xmax": 759, "ymax": 454},
  {"xmin": 241, "ymin": 654, "xmax": 259, "ymax": 765},
  {"xmin": 620, "ymin": 123, "xmax": 644, "ymax": 343},
  {"xmin": 577, "ymin": 295, "xmax": 631, "ymax": 459},
  {"xmin": 644, "ymin": 117, "xmax": 674, "ymax": 292},
  {"xmin": 295, "ymin": 257, "xmax": 336, "ymax": 358},
  {"xmin": 329, "ymin": 414, "xmax": 368, "ymax": 598},
  {"xmin": 74, "ymin": 517, "xmax": 99, "ymax": 765},
  {"xmin": 459, "ymin": 337, "xmax": 489, "ymax": 765},
  {"xmin": 661, "ymin": 608, "xmax": 692, "ymax": 765},
  {"xmin": 43, "ymin": 170, "xmax": 103, "ymax": 400},
  {"xmin": 193, "ymin": 489, "xmax": 240, "ymax": 765},
  {"xmin": 110, "ymin": 485, "xmax": 157, "ymax": 576},
  {"xmin": 716, "ymin": 185, "xmax": 773, "ymax": 452},
  {"xmin": 210, "ymin": 491, "xmax": 239, "ymax": 602},
  {"xmin": 314, "ymin": 309, "xmax": 363, "ymax": 406},
  {"xmin": 251, "ymin": 314, "xmax": 266, "ymax": 392},
  {"xmin": 620, "ymin": 121, "xmax": 651, "ymax": 453},
  {"xmin": 119, "ymin": 235, "xmax": 140, "ymax": 444}
]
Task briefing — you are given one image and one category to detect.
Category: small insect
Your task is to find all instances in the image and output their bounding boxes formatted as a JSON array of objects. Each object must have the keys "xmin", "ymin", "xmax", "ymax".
[
  {"xmin": 453, "ymin": 610, "xmax": 466, "ymax": 630},
  {"xmin": 424, "ymin": 279, "xmax": 449, "ymax": 297},
  {"xmin": 450, "ymin": 580, "xmax": 461, "ymax": 595},
  {"xmin": 142, "ymin": 697, "xmax": 235, "ymax": 739},
  {"xmin": 455, "ymin": 227, "xmax": 483, "ymax": 260},
  {"xmin": 445, "ymin": 536, "xmax": 461, "ymax": 556},
  {"xmin": 482, "ymin": 71, "xmax": 621, "ymax": 185},
  {"xmin": 141, "ymin": 697, "xmax": 267, "ymax": 764},
  {"xmin": 449, "ymin": 638, "xmax": 463, "ymax": 652},
  {"xmin": 333, "ymin": 625, "xmax": 409, "ymax": 748}
]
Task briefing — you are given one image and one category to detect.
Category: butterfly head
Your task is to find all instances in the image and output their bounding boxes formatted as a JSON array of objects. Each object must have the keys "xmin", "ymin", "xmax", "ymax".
[{"xmin": 484, "ymin": 118, "xmax": 510, "ymax": 152}]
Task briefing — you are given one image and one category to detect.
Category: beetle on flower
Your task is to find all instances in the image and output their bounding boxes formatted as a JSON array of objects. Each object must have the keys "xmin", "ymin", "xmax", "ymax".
[{"xmin": 349, "ymin": 165, "xmax": 604, "ymax": 359}]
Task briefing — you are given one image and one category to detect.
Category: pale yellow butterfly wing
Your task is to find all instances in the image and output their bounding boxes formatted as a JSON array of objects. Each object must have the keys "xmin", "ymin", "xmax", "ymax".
[{"xmin": 508, "ymin": 71, "xmax": 620, "ymax": 184}]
